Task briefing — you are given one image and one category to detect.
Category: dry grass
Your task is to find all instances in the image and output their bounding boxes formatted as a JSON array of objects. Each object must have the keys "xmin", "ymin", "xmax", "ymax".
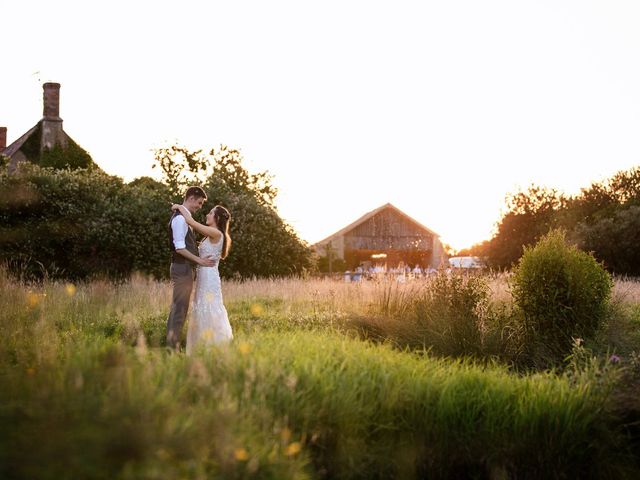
[
  {"xmin": 612, "ymin": 277, "xmax": 640, "ymax": 304},
  {"xmin": 108, "ymin": 272, "xmax": 639, "ymax": 313}
]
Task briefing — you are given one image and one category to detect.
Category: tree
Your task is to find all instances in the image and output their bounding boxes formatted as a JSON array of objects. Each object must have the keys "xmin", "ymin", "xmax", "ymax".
[
  {"xmin": 153, "ymin": 144, "xmax": 312, "ymax": 278},
  {"xmin": 479, "ymin": 166, "xmax": 640, "ymax": 273},
  {"xmin": 574, "ymin": 205, "xmax": 640, "ymax": 275},
  {"xmin": 0, "ymin": 164, "xmax": 170, "ymax": 280},
  {"xmin": 483, "ymin": 186, "xmax": 566, "ymax": 269}
]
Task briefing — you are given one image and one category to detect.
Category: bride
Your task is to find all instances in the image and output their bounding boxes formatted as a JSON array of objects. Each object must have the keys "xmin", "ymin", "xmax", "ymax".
[{"xmin": 171, "ymin": 203, "xmax": 233, "ymax": 354}]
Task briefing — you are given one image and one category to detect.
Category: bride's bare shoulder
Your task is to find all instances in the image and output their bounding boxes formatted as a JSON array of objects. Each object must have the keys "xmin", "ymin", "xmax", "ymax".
[{"xmin": 208, "ymin": 228, "xmax": 223, "ymax": 242}]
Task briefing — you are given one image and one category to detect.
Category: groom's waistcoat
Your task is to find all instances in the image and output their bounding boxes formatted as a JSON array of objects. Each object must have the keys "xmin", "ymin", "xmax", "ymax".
[{"xmin": 168, "ymin": 211, "xmax": 199, "ymax": 265}]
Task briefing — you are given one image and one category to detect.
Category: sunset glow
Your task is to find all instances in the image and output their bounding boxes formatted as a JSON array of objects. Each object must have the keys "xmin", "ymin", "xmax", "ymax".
[{"xmin": 2, "ymin": 1, "xmax": 640, "ymax": 250}]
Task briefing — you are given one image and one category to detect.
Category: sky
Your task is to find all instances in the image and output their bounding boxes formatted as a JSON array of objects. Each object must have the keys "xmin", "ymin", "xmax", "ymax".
[{"xmin": 2, "ymin": 0, "xmax": 640, "ymax": 250}]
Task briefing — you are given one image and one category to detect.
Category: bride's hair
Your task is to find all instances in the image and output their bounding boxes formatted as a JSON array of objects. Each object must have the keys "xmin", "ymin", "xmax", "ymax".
[{"xmin": 213, "ymin": 205, "xmax": 232, "ymax": 259}]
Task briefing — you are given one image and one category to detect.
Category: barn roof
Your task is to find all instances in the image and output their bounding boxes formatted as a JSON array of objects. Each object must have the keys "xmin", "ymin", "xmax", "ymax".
[{"xmin": 315, "ymin": 203, "xmax": 440, "ymax": 246}]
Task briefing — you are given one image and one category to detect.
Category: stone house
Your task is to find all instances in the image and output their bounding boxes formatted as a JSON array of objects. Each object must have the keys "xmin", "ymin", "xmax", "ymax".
[{"xmin": 1, "ymin": 83, "xmax": 92, "ymax": 171}]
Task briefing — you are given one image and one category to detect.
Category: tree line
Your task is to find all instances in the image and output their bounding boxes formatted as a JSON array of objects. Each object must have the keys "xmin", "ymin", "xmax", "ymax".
[
  {"xmin": 0, "ymin": 145, "xmax": 313, "ymax": 280},
  {"xmin": 459, "ymin": 166, "xmax": 640, "ymax": 275}
]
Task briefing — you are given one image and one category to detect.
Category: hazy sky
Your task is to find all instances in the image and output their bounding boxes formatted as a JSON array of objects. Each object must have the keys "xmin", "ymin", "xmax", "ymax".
[{"xmin": 2, "ymin": 1, "xmax": 640, "ymax": 249}]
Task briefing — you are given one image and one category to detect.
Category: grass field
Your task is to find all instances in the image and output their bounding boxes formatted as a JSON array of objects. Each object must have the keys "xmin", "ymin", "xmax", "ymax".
[{"xmin": 1, "ymin": 270, "xmax": 639, "ymax": 479}]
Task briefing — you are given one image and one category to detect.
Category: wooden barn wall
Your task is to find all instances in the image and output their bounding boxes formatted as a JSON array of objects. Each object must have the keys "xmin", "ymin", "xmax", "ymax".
[{"xmin": 343, "ymin": 210, "xmax": 433, "ymax": 251}]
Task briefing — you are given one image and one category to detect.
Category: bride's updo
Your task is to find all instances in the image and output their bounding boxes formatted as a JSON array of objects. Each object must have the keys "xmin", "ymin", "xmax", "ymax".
[{"xmin": 213, "ymin": 205, "xmax": 232, "ymax": 259}]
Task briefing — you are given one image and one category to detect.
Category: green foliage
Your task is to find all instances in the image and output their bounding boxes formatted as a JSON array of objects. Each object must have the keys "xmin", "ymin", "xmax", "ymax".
[
  {"xmin": 0, "ymin": 143, "xmax": 312, "ymax": 280},
  {"xmin": 0, "ymin": 273, "xmax": 635, "ymax": 479},
  {"xmin": 511, "ymin": 230, "xmax": 613, "ymax": 358},
  {"xmin": 11, "ymin": 121, "xmax": 94, "ymax": 170},
  {"xmin": 153, "ymin": 144, "xmax": 278, "ymax": 208},
  {"xmin": 4, "ymin": 270, "xmax": 640, "ymax": 478},
  {"xmin": 0, "ymin": 165, "xmax": 171, "ymax": 280},
  {"xmin": 359, "ymin": 272, "xmax": 490, "ymax": 358},
  {"xmin": 154, "ymin": 144, "xmax": 312, "ymax": 278},
  {"xmin": 316, "ymin": 255, "xmax": 347, "ymax": 273},
  {"xmin": 478, "ymin": 167, "xmax": 640, "ymax": 274},
  {"xmin": 40, "ymin": 138, "xmax": 94, "ymax": 169},
  {"xmin": 483, "ymin": 186, "xmax": 566, "ymax": 269},
  {"xmin": 574, "ymin": 205, "xmax": 640, "ymax": 275}
]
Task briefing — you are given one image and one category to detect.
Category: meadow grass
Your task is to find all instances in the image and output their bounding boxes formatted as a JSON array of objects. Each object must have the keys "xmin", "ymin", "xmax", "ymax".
[{"xmin": 1, "ymin": 270, "xmax": 639, "ymax": 478}]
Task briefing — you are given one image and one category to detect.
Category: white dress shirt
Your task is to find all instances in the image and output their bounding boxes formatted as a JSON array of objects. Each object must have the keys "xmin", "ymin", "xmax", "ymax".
[{"xmin": 171, "ymin": 214, "xmax": 189, "ymax": 250}]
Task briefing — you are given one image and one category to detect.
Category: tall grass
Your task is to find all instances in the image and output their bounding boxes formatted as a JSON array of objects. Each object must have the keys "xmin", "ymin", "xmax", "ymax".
[{"xmin": 1, "ymin": 269, "xmax": 639, "ymax": 478}]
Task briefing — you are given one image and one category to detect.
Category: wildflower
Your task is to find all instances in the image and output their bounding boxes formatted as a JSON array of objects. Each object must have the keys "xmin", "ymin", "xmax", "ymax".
[
  {"xmin": 285, "ymin": 442, "xmax": 302, "ymax": 456},
  {"xmin": 234, "ymin": 448, "xmax": 249, "ymax": 461},
  {"xmin": 65, "ymin": 283, "xmax": 76, "ymax": 296},
  {"xmin": 609, "ymin": 354, "xmax": 621, "ymax": 364},
  {"xmin": 26, "ymin": 291, "xmax": 40, "ymax": 308},
  {"xmin": 238, "ymin": 342, "xmax": 251, "ymax": 355},
  {"xmin": 250, "ymin": 303, "xmax": 264, "ymax": 316}
]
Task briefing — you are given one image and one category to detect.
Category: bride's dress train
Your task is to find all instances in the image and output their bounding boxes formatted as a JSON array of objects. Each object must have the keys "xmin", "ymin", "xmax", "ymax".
[{"xmin": 186, "ymin": 236, "xmax": 233, "ymax": 355}]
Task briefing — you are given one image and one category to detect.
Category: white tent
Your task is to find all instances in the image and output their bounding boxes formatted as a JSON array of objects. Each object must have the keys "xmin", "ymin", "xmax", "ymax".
[{"xmin": 448, "ymin": 256, "xmax": 483, "ymax": 269}]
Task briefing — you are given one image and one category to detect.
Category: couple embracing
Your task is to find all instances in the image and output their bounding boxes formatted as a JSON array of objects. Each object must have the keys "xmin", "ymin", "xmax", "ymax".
[{"xmin": 166, "ymin": 186, "xmax": 233, "ymax": 354}]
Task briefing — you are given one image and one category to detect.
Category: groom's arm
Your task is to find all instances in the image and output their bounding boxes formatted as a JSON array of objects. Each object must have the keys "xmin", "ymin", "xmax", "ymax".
[
  {"xmin": 176, "ymin": 248, "xmax": 214, "ymax": 266},
  {"xmin": 171, "ymin": 215, "xmax": 215, "ymax": 266}
]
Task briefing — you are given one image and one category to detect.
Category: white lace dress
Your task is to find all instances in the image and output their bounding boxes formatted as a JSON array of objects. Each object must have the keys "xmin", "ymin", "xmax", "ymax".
[{"xmin": 186, "ymin": 236, "xmax": 233, "ymax": 355}]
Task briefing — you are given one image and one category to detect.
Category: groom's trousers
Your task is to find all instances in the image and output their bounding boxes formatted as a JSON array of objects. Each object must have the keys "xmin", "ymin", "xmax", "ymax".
[{"xmin": 166, "ymin": 262, "xmax": 195, "ymax": 349}]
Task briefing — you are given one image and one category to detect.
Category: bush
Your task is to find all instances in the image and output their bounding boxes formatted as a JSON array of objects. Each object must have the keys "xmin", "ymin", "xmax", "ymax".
[
  {"xmin": 358, "ymin": 272, "xmax": 490, "ymax": 358},
  {"xmin": 0, "ymin": 163, "xmax": 313, "ymax": 280},
  {"xmin": 0, "ymin": 165, "xmax": 171, "ymax": 280},
  {"xmin": 511, "ymin": 230, "xmax": 612, "ymax": 358}
]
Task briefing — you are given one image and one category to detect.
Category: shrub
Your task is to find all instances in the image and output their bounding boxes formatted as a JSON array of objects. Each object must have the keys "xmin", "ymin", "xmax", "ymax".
[
  {"xmin": 0, "ymin": 163, "xmax": 313, "ymax": 280},
  {"xmin": 360, "ymin": 272, "xmax": 490, "ymax": 358},
  {"xmin": 511, "ymin": 230, "xmax": 612, "ymax": 358}
]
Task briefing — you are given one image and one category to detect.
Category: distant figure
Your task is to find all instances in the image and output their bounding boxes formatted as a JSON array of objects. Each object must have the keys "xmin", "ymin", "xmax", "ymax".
[
  {"xmin": 344, "ymin": 270, "xmax": 352, "ymax": 282},
  {"xmin": 353, "ymin": 266, "xmax": 363, "ymax": 282},
  {"xmin": 412, "ymin": 265, "xmax": 422, "ymax": 278}
]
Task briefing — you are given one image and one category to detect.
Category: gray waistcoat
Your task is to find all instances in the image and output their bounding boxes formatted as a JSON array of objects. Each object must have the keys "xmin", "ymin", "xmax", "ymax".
[{"xmin": 168, "ymin": 211, "xmax": 199, "ymax": 265}]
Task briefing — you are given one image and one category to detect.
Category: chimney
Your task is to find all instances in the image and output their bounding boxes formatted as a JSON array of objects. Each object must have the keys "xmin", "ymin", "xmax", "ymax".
[
  {"xmin": 40, "ymin": 82, "xmax": 66, "ymax": 151},
  {"xmin": 0, "ymin": 127, "xmax": 6, "ymax": 150},
  {"xmin": 43, "ymin": 82, "xmax": 61, "ymax": 119}
]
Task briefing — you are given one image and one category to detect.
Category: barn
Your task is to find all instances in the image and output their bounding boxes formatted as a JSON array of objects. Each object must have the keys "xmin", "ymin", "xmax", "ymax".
[{"xmin": 314, "ymin": 203, "xmax": 447, "ymax": 270}]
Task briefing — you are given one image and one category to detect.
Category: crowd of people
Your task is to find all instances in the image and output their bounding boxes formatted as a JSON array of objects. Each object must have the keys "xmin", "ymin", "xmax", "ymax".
[{"xmin": 343, "ymin": 262, "xmax": 440, "ymax": 282}]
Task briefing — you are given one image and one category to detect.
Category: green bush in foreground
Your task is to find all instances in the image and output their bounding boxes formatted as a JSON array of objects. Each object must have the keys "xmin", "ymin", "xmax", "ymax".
[{"xmin": 512, "ymin": 229, "xmax": 613, "ymax": 359}]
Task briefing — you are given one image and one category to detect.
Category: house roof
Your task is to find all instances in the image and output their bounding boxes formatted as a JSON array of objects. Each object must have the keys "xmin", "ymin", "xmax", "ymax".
[
  {"xmin": 315, "ymin": 203, "xmax": 440, "ymax": 246},
  {"xmin": 1, "ymin": 123, "xmax": 40, "ymax": 158}
]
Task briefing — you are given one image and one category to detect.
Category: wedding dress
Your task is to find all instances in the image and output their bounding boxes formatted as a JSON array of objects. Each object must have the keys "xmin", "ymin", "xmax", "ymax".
[{"xmin": 186, "ymin": 235, "xmax": 233, "ymax": 354}]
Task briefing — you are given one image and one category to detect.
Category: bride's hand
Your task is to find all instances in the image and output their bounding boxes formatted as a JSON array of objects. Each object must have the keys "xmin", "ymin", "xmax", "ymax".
[{"xmin": 171, "ymin": 204, "xmax": 192, "ymax": 217}]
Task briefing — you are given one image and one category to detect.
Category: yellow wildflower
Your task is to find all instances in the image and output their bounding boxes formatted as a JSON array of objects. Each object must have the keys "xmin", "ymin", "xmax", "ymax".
[
  {"xmin": 285, "ymin": 442, "xmax": 302, "ymax": 456},
  {"xmin": 64, "ymin": 283, "xmax": 76, "ymax": 296},
  {"xmin": 234, "ymin": 448, "xmax": 249, "ymax": 461}
]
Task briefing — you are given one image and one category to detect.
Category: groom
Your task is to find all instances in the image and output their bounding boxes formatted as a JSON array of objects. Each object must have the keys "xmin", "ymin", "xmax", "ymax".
[{"xmin": 166, "ymin": 186, "xmax": 215, "ymax": 350}]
